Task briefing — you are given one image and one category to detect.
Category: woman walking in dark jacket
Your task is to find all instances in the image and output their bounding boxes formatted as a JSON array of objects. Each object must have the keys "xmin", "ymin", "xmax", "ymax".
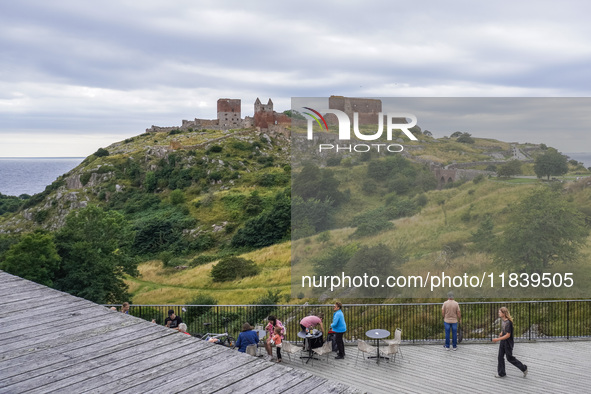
[{"xmin": 492, "ymin": 307, "xmax": 528, "ymax": 378}]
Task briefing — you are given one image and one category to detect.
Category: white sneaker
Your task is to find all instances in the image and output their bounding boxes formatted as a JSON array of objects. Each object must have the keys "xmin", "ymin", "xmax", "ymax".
[
  {"xmin": 265, "ymin": 355, "xmax": 273, "ymax": 361},
  {"xmin": 523, "ymin": 368, "xmax": 528, "ymax": 378},
  {"xmin": 452, "ymin": 347, "xmax": 457, "ymax": 351}
]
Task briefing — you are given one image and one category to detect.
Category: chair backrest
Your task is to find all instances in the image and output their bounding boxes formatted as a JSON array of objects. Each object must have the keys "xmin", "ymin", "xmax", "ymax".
[
  {"xmin": 386, "ymin": 343, "xmax": 399, "ymax": 354},
  {"xmin": 358, "ymin": 340, "xmax": 372, "ymax": 352},
  {"xmin": 394, "ymin": 328, "xmax": 402, "ymax": 342},
  {"xmin": 321, "ymin": 340, "xmax": 332, "ymax": 353},
  {"xmin": 282, "ymin": 341, "xmax": 298, "ymax": 354},
  {"xmin": 246, "ymin": 344, "xmax": 257, "ymax": 356}
]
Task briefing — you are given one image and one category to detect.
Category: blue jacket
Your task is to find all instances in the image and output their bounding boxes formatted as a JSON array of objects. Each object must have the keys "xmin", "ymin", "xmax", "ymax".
[
  {"xmin": 235, "ymin": 330, "xmax": 259, "ymax": 353},
  {"xmin": 330, "ymin": 309, "xmax": 346, "ymax": 333}
]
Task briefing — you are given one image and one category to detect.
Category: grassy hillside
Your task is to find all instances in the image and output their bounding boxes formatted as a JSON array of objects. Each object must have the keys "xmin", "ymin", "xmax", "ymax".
[{"xmin": 2, "ymin": 125, "xmax": 591, "ymax": 305}]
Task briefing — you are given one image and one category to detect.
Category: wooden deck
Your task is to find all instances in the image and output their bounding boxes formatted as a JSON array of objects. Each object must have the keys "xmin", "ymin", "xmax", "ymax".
[
  {"xmin": 2, "ymin": 270, "xmax": 590, "ymax": 394},
  {"xmin": 287, "ymin": 337, "xmax": 591, "ymax": 393},
  {"xmin": 0, "ymin": 271, "xmax": 358, "ymax": 394}
]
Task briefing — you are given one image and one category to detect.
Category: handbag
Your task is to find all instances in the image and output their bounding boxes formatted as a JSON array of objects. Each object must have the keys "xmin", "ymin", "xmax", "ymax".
[{"xmin": 457, "ymin": 325, "xmax": 463, "ymax": 343}]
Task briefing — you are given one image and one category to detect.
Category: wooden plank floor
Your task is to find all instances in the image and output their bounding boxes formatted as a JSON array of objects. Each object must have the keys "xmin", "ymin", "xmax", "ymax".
[
  {"xmin": 3, "ymin": 269, "xmax": 589, "ymax": 393},
  {"xmin": 0, "ymin": 271, "xmax": 359, "ymax": 394},
  {"xmin": 287, "ymin": 339, "xmax": 591, "ymax": 393}
]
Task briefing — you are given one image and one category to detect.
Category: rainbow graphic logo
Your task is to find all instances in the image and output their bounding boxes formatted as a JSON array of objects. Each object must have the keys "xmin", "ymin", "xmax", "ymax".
[{"xmin": 302, "ymin": 107, "xmax": 329, "ymax": 132}]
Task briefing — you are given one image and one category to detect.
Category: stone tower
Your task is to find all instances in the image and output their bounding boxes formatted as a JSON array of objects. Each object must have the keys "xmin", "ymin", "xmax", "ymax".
[{"xmin": 217, "ymin": 98, "xmax": 241, "ymax": 128}]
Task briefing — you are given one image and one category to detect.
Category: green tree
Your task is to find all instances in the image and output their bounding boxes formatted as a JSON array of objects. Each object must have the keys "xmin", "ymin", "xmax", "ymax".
[
  {"xmin": 0, "ymin": 231, "xmax": 61, "ymax": 287},
  {"xmin": 184, "ymin": 294, "xmax": 218, "ymax": 326},
  {"xmin": 55, "ymin": 205, "xmax": 138, "ymax": 303},
  {"xmin": 497, "ymin": 160, "xmax": 522, "ymax": 177},
  {"xmin": 495, "ymin": 187, "xmax": 588, "ymax": 272},
  {"xmin": 345, "ymin": 244, "xmax": 402, "ymax": 296},
  {"xmin": 292, "ymin": 164, "xmax": 345, "ymax": 206},
  {"xmin": 231, "ymin": 190, "xmax": 290, "ymax": 248},
  {"xmin": 534, "ymin": 149, "xmax": 568, "ymax": 180},
  {"xmin": 313, "ymin": 244, "xmax": 357, "ymax": 277}
]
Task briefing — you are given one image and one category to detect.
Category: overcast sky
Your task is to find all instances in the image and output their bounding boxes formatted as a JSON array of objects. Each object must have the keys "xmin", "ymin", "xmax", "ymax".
[{"xmin": 1, "ymin": 0, "xmax": 591, "ymax": 157}]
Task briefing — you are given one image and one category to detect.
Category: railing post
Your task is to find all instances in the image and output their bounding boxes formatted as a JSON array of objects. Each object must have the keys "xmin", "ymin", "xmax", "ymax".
[
  {"xmin": 567, "ymin": 301, "xmax": 570, "ymax": 340},
  {"xmin": 528, "ymin": 303, "xmax": 531, "ymax": 341}
]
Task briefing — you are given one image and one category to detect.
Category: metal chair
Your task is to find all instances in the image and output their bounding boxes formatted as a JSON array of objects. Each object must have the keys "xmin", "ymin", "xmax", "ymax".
[
  {"xmin": 355, "ymin": 340, "xmax": 377, "ymax": 366},
  {"xmin": 245, "ymin": 344, "xmax": 258, "ymax": 356},
  {"xmin": 281, "ymin": 341, "xmax": 304, "ymax": 364},
  {"xmin": 312, "ymin": 340, "xmax": 333, "ymax": 365},
  {"xmin": 379, "ymin": 343, "xmax": 401, "ymax": 364},
  {"xmin": 385, "ymin": 328, "xmax": 403, "ymax": 359}
]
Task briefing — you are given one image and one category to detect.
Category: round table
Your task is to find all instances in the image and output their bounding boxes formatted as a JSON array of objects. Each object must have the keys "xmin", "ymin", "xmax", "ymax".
[
  {"xmin": 298, "ymin": 330, "xmax": 323, "ymax": 364},
  {"xmin": 365, "ymin": 329, "xmax": 391, "ymax": 363}
]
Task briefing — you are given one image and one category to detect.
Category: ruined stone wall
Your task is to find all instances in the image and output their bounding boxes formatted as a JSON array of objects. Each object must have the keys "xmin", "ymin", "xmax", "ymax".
[{"xmin": 328, "ymin": 96, "xmax": 382, "ymax": 124}]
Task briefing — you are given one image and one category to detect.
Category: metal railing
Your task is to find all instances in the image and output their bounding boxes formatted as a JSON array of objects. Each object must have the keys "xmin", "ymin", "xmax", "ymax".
[{"xmin": 106, "ymin": 300, "xmax": 591, "ymax": 344}]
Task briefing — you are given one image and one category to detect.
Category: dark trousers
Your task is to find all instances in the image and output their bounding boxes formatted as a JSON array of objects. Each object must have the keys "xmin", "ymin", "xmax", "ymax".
[
  {"xmin": 498, "ymin": 341, "xmax": 526, "ymax": 376},
  {"xmin": 335, "ymin": 332, "xmax": 345, "ymax": 357},
  {"xmin": 276, "ymin": 347, "xmax": 282, "ymax": 360}
]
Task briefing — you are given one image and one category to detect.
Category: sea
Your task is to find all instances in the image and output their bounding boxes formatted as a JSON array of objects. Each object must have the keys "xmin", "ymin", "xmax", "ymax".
[
  {"xmin": 1, "ymin": 153, "xmax": 590, "ymax": 198},
  {"xmin": 565, "ymin": 153, "xmax": 591, "ymax": 169},
  {"xmin": 0, "ymin": 157, "xmax": 85, "ymax": 197}
]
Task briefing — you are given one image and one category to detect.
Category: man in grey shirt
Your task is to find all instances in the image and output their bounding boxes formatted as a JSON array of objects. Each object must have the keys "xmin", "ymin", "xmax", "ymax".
[{"xmin": 442, "ymin": 292, "xmax": 461, "ymax": 350}]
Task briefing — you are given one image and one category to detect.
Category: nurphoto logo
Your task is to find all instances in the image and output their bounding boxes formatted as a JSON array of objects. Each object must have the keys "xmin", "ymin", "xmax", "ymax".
[{"xmin": 302, "ymin": 107, "xmax": 418, "ymax": 153}]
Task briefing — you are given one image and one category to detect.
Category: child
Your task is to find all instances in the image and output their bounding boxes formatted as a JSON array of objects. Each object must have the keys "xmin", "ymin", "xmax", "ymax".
[{"xmin": 270, "ymin": 326, "xmax": 283, "ymax": 363}]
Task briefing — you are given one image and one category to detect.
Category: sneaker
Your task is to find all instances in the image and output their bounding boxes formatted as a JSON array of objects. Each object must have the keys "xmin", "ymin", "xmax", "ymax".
[
  {"xmin": 276, "ymin": 359, "xmax": 282, "ymax": 363},
  {"xmin": 494, "ymin": 374, "xmax": 505, "ymax": 378},
  {"xmin": 335, "ymin": 355, "xmax": 344, "ymax": 359},
  {"xmin": 265, "ymin": 355, "xmax": 273, "ymax": 361},
  {"xmin": 444, "ymin": 346, "xmax": 450, "ymax": 351},
  {"xmin": 453, "ymin": 347, "xmax": 457, "ymax": 351},
  {"xmin": 523, "ymin": 367, "xmax": 528, "ymax": 378}
]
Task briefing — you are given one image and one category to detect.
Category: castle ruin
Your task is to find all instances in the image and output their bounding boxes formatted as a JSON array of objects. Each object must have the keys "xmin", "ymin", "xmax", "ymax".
[{"xmin": 145, "ymin": 97, "xmax": 291, "ymax": 133}]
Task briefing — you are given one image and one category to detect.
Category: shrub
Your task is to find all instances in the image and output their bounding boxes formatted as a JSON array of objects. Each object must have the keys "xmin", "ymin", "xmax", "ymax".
[
  {"xmin": 472, "ymin": 174, "xmax": 485, "ymax": 184},
  {"xmin": 190, "ymin": 254, "xmax": 219, "ymax": 266},
  {"xmin": 456, "ymin": 133, "xmax": 474, "ymax": 144},
  {"xmin": 159, "ymin": 251, "xmax": 174, "ymax": 267},
  {"xmin": 326, "ymin": 156, "xmax": 342, "ymax": 166},
  {"xmin": 414, "ymin": 193, "xmax": 428, "ymax": 207},
  {"xmin": 93, "ymin": 148, "xmax": 110, "ymax": 157},
  {"xmin": 144, "ymin": 171, "xmax": 157, "ymax": 192},
  {"xmin": 206, "ymin": 145, "xmax": 223, "ymax": 154},
  {"xmin": 80, "ymin": 172, "xmax": 92, "ymax": 186},
  {"xmin": 210, "ymin": 257, "xmax": 260, "ymax": 282},
  {"xmin": 169, "ymin": 189, "xmax": 186, "ymax": 205},
  {"xmin": 313, "ymin": 244, "xmax": 357, "ymax": 276},
  {"xmin": 184, "ymin": 294, "xmax": 218, "ymax": 326},
  {"xmin": 351, "ymin": 208, "xmax": 394, "ymax": 237},
  {"xmin": 231, "ymin": 141, "xmax": 251, "ymax": 151},
  {"xmin": 168, "ymin": 257, "xmax": 187, "ymax": 267},
  {"xmin": 33, "ymin": 209, "xmax": 49, "ymax": 224}
]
